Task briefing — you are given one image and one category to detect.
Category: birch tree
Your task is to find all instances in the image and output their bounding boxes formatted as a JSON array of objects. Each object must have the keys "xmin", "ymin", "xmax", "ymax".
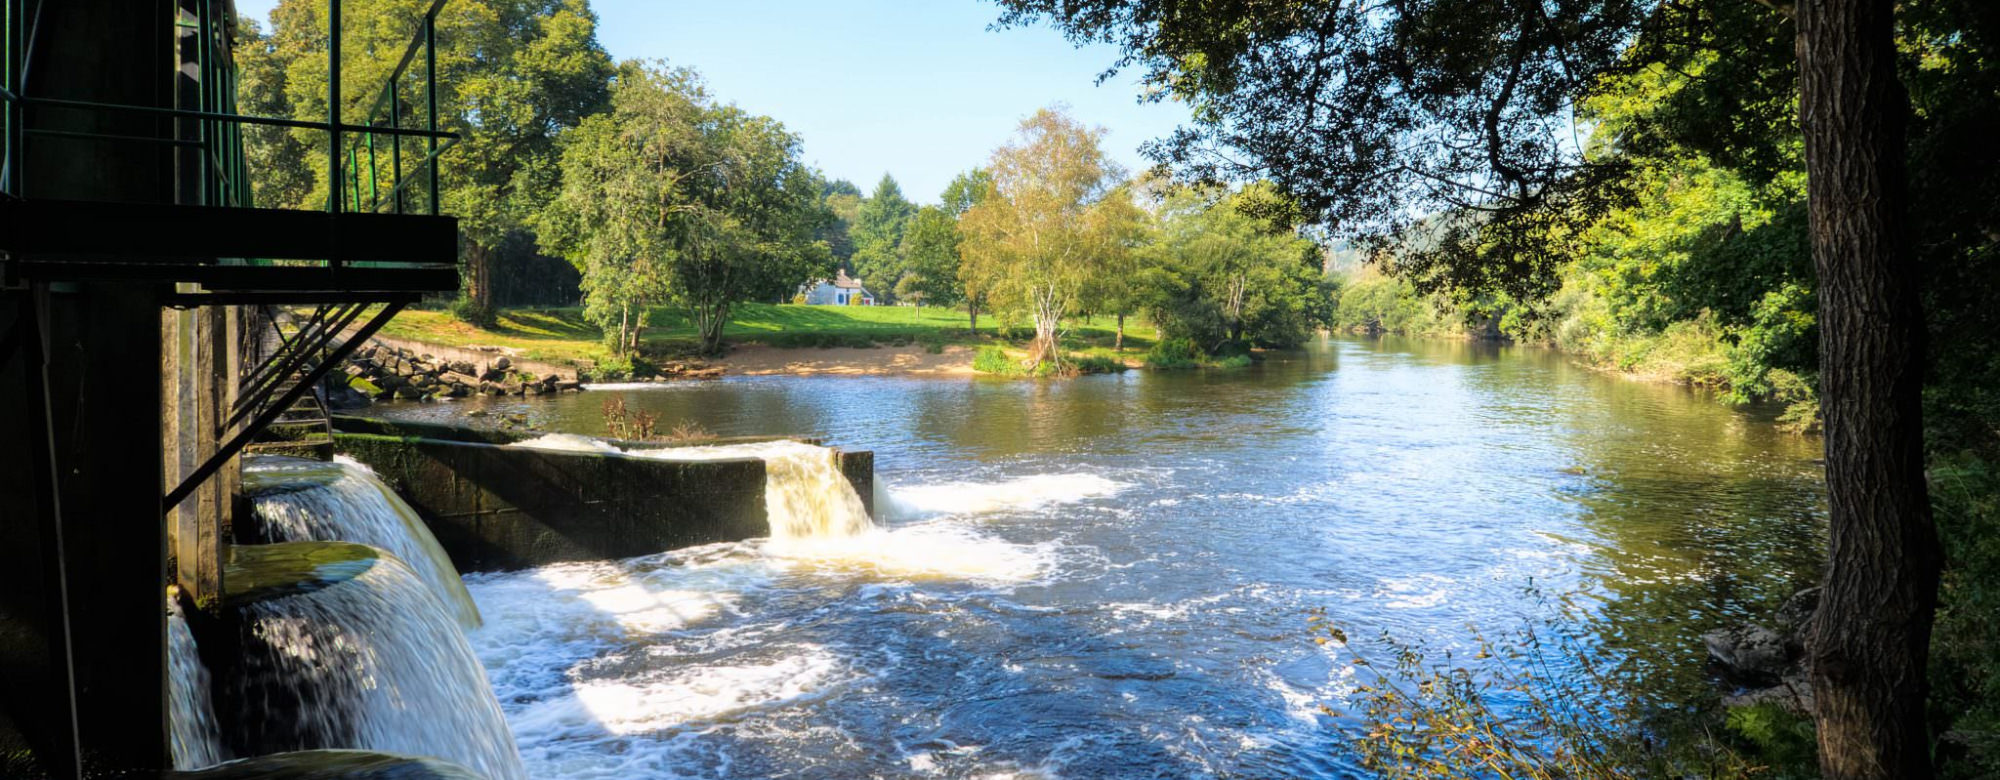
[{"xmin": 960, "ymin": 108, "xmax": 1143, "ymax": 367}]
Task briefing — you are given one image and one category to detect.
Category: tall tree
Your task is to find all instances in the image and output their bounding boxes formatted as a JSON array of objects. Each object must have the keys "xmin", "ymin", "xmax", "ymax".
[
  {"xmin": 241, "ymin": 0, "xmax": 614, "ymax": 310},
  {"xmin": 960, "ymin": 108, "xmax": 1144, "ymax": 366},
  {"xmin": 997, "ymin": 1, "xmax": 1940, "ymax": 774},
  {"xmin": 540, "ymin": 62, "xmax": 832, "ymax": 355},
  {"xmin": 942, "ymin": 168, "xmax": 996, "ymax": 331},
  {"xmin": 849, "ymin": 174, "xmax": 916, "ymax": 302},
  {"xmin": 897, "ymin": 206, "xmax": 965, "ymax": 309}
]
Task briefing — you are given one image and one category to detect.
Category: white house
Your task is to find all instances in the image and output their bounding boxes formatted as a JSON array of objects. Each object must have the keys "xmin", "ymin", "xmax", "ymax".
[{"xmin": 799, "ymin": 268, "xmax": 876, "ymax": 305}]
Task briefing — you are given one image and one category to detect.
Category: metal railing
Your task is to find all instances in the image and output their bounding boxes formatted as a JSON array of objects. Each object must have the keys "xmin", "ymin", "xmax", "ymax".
[{"xmin": 0, "ymin": 0, "xmax": 458, "ymax": 218}]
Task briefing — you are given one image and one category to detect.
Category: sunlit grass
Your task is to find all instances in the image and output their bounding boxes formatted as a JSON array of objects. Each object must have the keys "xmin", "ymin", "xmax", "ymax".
[{"xmin": 372, "ymin": 303, "xmax": 1160, "ymax": 371}]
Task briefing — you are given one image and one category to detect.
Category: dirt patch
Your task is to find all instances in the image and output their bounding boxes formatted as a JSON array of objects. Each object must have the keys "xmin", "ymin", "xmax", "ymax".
[{"xmin": 718, "ymin": 343, "xmax": 976, "ymax": 376}]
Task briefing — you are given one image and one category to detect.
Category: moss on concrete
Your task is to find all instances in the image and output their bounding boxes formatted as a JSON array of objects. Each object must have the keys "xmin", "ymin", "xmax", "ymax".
[{"xmin": 222, "ymin": 542, "xmax": 379, "ymax": 606}]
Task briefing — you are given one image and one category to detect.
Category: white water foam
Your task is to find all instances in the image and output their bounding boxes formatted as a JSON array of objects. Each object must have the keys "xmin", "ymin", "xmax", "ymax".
[
  {"xmin": 511, "ymin": 433, "xmax": 625, "ymax": 453},
  {"xmin": 884, "ymin": 473, "xmax": 1127, "ymax": 518},
  {"xmin": 630, "ymin": 440, "xmax": 874, "ymax": 540}
]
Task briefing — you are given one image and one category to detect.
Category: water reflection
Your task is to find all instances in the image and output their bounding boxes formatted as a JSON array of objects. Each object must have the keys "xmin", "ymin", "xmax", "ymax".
[{"xmin": 380, "ymin": 336, "xmax": 1826, "ymax": 778}]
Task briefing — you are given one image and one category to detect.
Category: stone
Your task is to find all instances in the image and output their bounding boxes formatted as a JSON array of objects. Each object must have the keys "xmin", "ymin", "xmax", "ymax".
[
  {"xmin": 439, "ymin": 371, "xmax": 479, "ymax": 387},
  {"xmin": 1775, "ymin": 587, "xmax": 1820, "ymax": 634},
  {"xmin": 394, "ymin": 386, "xmax": 427, "ymax": 401},
  {"xmin": 1703, "ymin": 624, "xmax": 1792, "ymax": 683},
  {"xmin": 449, "ymin": 361, "xmax": 476, "ymax": 376},
  {"xmin": 494, "ymin": 356, "xmax": 512, "ymax": 370}
]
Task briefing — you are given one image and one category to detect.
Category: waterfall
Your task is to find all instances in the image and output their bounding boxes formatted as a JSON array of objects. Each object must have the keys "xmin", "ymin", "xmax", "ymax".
[
  {"xmin": 244, "ymin": 456, "xmax": 481, "ymax": 628},
  {"xmin": 167, "ymin": 599, "xmax": 225, "ymax": 770},
  {"xmin": 511, "ymin": 435, "xmax": 875, "ymax": 540},
  {"xmin": 631, "ymin": 440, "xmax": 875, "ymax": 540},
  {"xmin": 218, "ymin": 543, "xmax": 525, "ymax": 780}
]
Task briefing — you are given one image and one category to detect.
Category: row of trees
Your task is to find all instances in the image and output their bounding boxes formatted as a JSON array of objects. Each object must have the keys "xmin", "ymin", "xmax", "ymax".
[
  {"xmin": 819, "ymin": 108, "xmax": 1331, "ymax": 369},
  {"xmin": 237, "ymin": 2, "xmax": 1332, "ymax": 366}
]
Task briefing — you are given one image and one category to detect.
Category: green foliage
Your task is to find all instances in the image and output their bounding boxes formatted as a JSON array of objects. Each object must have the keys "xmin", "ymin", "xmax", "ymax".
[
  {"xmin": 1068, "ymin": 354, "xmax": 1125, "ymax": 374},
  {"xmin": 1930, "ymin": 457, "xmax": 2000, "ymax": 778},
  {"xmin": 972, "ymin": 345, "xmax": 1016, "ymax": 374},
  {"xmin": 1332, "ymin": 270, "xmax": 1468, "ymax": 337},
  {"xmin": 449, "ymin": 296, "xmax": 496, "ymax": 328},
  {"xmin": 540, "ymin": 62, "xmax": 832, "ymax": 356},
  {"xmin": 1724, "ymin": 703, "xmax": 1819, "ymax": 774},
  {"xmin": 1143, "ymin": 338, "xmax": 1204, "ymax": 369},
  {"xmin": 897, "ymin": 206, "xmax": 965, "ymax": 308},
  {"xmin": 1144, "ymin": 182, "xmax": 1330, "ymax": 349},
  {"xmin": 850, "ymin": 174, "xmax": 917, "ymax": 302}
]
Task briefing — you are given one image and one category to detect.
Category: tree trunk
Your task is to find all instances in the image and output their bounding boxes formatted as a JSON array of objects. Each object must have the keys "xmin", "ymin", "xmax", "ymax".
[
  {"xmin": 1797, "ymin": 1, "xmax": 1939, "ymax": 777},
  {"xmin": 968, "ymin": 302, "xmax": 979, "ymax": 335},
  {"xmin": 1115, "ymin": 312, "xmax": 1125, "ymax": 352},
  {"xmin": 465, "ymin": 241, "xmax": 496, "ymax": 308}
]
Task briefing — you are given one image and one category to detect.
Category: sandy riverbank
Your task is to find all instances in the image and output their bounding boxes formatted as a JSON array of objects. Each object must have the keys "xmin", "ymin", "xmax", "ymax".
[{"xmin": 716, "ymin": 343, "xmax": 978, "ymax": 376}]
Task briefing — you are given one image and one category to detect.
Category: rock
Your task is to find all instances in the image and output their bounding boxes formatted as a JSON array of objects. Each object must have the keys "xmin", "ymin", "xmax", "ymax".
[
  {"xmin": 439, "ymin": 371, "xmax": 479, "ymax": 387},
  {"xmin": 1775, "ymin": 587, "xmax": 1820, "ymax": 634},
  {"xmin": 445, "ymin": 384, "xmax": 470, "ymax": 398},
  {"xmin": 1704, "ymin": 624, "xmax": 1792, "ymax": 683},
  {"xmin": 555, "ymin": 380, "xmax": 582, "ymax": 392},
  {"xmin": 449, "ymin": 360, "xmax": 476, "ymax": 376},
  {"xmin": 494, "ymin": 356, "xmax": 512, "ymax": 371},
  {"xmin": 373, "ymin": 372, "xmax": 405, "ymax": 389},
  {"xmin": 394, "ymin": 385, "xmax": 428, "ymax": 401},
  {"xmin": 479, "ymin": 368, "xmax": 505, "ymax": 382},
  {"xmin": 1723, "ymin": 669, "xmax": 1815, "ymax": 715}
]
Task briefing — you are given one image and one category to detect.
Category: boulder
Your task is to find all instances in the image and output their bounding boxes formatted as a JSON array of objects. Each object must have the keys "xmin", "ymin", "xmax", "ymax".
[
  {"xmin": 493, "ymin": 356, "xmax": 512, "ymax": 371},
  {"xmin": 1703, "ymin": 624, "xmax": 1792, "ymax": 684},
  {"xmin": 449, "ymin": 360, "xmax": 476, "ymax": 376},
  {"xmin": 394, "ymin": 385, "xmax": 428, "ymax": 401},
  {"xmin": 439, "ymin": 371, "xmax": 480, "ymax": 387}
]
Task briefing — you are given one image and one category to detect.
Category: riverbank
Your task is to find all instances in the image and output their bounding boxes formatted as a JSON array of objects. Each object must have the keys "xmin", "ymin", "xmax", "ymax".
[{"xmin": 366, "ymin": 303, "xmax": 1158, "ymax": 380}]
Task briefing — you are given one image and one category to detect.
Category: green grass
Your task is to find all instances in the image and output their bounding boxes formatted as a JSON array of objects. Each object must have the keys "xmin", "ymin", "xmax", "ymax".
[{"xmin": 377, "ymin": 303, "xmax": 1159, "ymax": 372}]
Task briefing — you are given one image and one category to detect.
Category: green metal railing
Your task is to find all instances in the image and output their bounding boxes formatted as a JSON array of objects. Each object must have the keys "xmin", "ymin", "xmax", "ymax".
[{"xmin": 0, "ymin": 0, "xmax": 457, "ymax": 217}]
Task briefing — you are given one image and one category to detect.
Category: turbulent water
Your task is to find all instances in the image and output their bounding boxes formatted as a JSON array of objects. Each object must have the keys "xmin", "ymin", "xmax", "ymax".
[
  {"xmin": 379, "ymin": 336, "xmax": 1829, "ymax": 778},
  {"xmin": 167, "ymin": 601, "xmax": 225, "ymax": 770},
  {"xmin": 221, "ymin": 552, "xmax": 526, "ymax": 779},
  {"xmin": 244, "ymin": 456, "xmax": 482, "ymax": 628}
]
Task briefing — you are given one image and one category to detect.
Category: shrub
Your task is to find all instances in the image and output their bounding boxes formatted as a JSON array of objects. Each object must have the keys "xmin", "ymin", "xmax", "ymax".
[
  {"xmin": 973, "ymin": 345, "xmax": 1017, "ymax": 374},
  {"xmin": 1070, "ymin": 354, "xmax": 1124, "ymax": 374},
  {"xmin": 1213, "ymin": 354, "xmax": 1253, "ymax": 369},
  {"xmin": 450, "ymin": 296, "xmax": 495, "ymax": 328},
  {"xmin": 1145, "ymin": 338, "xmax": 1204, "ymax": 369}
]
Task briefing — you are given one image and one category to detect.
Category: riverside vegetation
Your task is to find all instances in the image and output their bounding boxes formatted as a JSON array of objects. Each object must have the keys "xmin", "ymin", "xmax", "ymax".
[{"xmin": 241, "ymin": 0, "xmax": 1998, "ymax": 777}]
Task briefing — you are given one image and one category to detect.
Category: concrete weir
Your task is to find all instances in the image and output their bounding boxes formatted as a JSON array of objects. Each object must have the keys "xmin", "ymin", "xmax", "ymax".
[{"xmin": 328, "ymin": 416, "xmax": 876, "ymax": 572}]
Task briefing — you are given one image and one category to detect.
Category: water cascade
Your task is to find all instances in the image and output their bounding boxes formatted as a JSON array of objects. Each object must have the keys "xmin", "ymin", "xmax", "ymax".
[
  {"xmin": 243, "ymin": 456, "xmax": 481, "ymax": 628},
  {"xmin": 167, "ymin": 598, "xmax": 225, "ymax": 770},
  {"xmin": 635, "ymin": 440, "xmax": 875, "ymax": 540},
  {"xmin": 512, "ymin": 436, "xmax": 875, "ymax": 540},
  {"xmin": 212, "ymin": 542, "xmax": 525, "ymax": 780}
]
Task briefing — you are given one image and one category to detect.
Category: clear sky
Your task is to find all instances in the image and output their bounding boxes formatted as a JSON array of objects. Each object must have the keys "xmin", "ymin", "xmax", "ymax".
[{"xmin": 235, "ymin": 0, "xmax": 1193, "ymax": 203}]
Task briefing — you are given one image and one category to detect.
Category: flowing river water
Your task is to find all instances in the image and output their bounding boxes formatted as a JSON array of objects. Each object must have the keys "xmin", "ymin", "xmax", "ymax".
[{"xmin": 374, "ymin": 336, "xmax": 1828, "ymax": 778}]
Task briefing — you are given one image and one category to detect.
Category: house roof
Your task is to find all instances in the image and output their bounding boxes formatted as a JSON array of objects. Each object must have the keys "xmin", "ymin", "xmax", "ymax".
[{"xmin": 832, "ymin": 269, "xmax": 867, "ymax": 289}]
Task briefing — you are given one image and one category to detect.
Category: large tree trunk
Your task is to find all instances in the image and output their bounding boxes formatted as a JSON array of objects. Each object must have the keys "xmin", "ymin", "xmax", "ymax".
[
  {"xmin": 1797, "ymin": 1, "xmax": 1939, "ymax": 777},
  {"xmin": 465, "ymin": 241, "xmax": 496, "ymax": 309}
]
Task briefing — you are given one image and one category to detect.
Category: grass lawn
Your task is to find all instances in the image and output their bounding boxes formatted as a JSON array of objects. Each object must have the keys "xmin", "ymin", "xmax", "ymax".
[{"xmin": 375, "ymin": 302, "xmax": 1160, "ymax": 371}]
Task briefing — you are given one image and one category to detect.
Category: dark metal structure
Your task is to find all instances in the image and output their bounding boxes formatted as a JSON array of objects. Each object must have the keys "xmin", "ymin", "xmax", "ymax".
[{"xmin": 0, "ymin": 0, "xmax": 458, "ymax": 774}]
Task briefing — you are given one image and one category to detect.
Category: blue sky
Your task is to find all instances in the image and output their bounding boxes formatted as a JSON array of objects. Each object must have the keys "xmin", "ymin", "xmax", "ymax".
[{"xmin": 236, "ymin": 0, "xmax": 1192, "ymax": 203}]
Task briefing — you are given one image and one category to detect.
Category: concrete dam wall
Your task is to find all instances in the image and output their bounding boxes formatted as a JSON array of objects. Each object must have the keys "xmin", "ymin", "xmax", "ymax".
[{"xmin": 329, "ymin": 417, "xmax": 875, "ymax": 572}]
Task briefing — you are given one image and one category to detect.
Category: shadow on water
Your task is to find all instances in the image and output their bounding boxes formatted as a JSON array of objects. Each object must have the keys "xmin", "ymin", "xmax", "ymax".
[{"xmin": 374, "ymin": 335, "xmax": 1827, "ymax": 778}]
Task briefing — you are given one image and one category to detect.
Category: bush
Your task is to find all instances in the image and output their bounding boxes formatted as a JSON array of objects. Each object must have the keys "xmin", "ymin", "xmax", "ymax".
[
  {"xmin": 1213, "ymin": 354, "xmax": 1253, "ymax": 369},
  {"xmin": 450, "ymin": 296, "xmax": 496, "ymax": 328},
  {"xmin": 1145, "ymin": 338, "xmax": 1204, "ymax": 369},
  {"xmin": 973, "ymin": 345, "xmax": 1016, "ymax": 374},
  {"xmin": 1070, "ymin": 354, "xmax": 1124, "ymax": 374}
]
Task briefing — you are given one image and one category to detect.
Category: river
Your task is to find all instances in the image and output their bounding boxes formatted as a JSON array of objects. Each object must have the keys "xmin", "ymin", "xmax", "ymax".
[{"xmin": 372, "ymin": 335, "xmax": 1828, "ymax": 778}]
